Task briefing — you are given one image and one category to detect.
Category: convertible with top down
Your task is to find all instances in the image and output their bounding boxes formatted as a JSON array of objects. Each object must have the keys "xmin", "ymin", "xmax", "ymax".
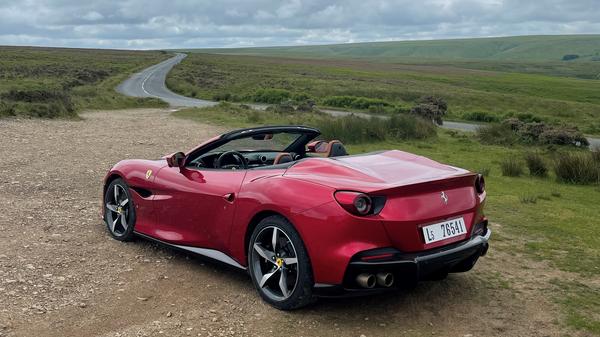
[{"xmin": 102, "ymin": 125, "xmax": 490, "ymax": 310}]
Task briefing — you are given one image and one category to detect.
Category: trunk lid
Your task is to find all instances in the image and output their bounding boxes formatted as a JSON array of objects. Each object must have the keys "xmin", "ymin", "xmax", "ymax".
[{"xmin": 285, "ymin": 150, "xmax": 481, "ymax": 252}]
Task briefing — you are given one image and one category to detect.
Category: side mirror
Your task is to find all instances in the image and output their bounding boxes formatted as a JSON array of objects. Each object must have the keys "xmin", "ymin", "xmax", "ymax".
[{"xmin": 167, "ymin": 152, "xmax": 186, "ymax": 168}]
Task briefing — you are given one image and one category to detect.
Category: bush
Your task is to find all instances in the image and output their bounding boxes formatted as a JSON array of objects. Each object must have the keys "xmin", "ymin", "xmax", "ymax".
[
  {"xmin": 562, "ymin": 54, "xmax": 580, "ymax": 61},
  {"xmin": 539, "ymin": 126, "xmax": 589, "ymax": 147},
  {"xmin": 553, "ymin": 152, "xmax": 600, "ymax": 185},
  {"xmin": 476, "ymin": 123, "xmax": 519, "ymax": 146},
  {"xmin": 524, "ymin": 152, "xmax": 548, "ymax": 177},
  {"xmin": 0, "ymin": 89, "xmax": 75, "ymax": 118},
  {"xmin": 500, "ymin": 157, "xmax": 524, "ymax": 177},
  {"xmin": 463, "ymin": 111, "xmax": 500, "ymax": 123},
  {"xmin": 321, "ymin": 95, "xmax": 391, "ymax": 110},
  {"xmin": 213, "ymin": 92, "xmax": 232, "ymax": 101},
  {"xmin": 318, "ymin": 114, "xmax": 436, "ymax": 144},
  {"xmin": 409, "ymin": 96, "xmax": 447, "ymax": 125},
  {"xmin": 515, "ymin": 113, "xmax": 544, "ymax": 123},
  {"xmin": 253, "ymin": 88, "xmax": 291, "ymax": 104},
  {"xmin": 481, "ymin": 118, "xmax": 589, "ymax": 148}
]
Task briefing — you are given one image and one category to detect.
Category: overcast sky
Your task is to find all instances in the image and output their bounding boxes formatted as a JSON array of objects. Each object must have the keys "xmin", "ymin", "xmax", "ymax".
[{"xmin": 0, "ymin": 0, "xmax": 598, "ymax": 49}]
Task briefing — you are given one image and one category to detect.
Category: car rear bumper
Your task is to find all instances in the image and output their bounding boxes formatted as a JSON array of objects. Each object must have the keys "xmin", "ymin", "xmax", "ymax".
[{"xmin": 313, "ymin": 228, "xmax": 491, "ymax": 297}]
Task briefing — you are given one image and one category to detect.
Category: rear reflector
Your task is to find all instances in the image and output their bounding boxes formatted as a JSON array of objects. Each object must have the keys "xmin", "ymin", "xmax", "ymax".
[{"xmin": 361, "ymin": 253, "xmax": 394, "ymax": 261}]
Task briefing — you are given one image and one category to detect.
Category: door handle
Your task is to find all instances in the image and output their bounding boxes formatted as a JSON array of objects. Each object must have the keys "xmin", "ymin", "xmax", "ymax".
[{"xmin": 223, "ymin": 193, "xmax": 235, "ymax": 203}]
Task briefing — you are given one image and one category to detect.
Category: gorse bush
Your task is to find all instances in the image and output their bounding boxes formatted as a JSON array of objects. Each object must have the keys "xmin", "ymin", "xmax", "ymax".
[
  {"xmin": 524, "ymin": 152, "xmax": 548, "ymax": 177},
  {"xmin": 500, "ymin": 157, "xmax": 524, "ymax": 177},
  {"xmin": 318, "ymin": 114, "xmax": 436, "ymax": 144},
  {"xmin": 553, "ymin": 152, "xmax": 600, "ymax": 185}
]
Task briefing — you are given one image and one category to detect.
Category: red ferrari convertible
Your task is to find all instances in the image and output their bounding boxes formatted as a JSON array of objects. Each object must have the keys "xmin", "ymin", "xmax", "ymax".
[{"xmin": 102, "ymin": 125, "xmax": 490, "ymax": 310}]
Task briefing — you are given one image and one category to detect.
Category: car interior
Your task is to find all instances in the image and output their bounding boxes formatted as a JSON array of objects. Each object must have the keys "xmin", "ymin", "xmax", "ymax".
[{"xmin": 186, "ymin": 135, "xmax": 348, "ymax": 170}]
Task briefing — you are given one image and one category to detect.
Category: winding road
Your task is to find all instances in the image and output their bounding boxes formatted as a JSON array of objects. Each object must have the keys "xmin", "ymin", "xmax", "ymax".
[{"xmin": 118, "ymin": 53, "xmax": 599, "ymax": 147}]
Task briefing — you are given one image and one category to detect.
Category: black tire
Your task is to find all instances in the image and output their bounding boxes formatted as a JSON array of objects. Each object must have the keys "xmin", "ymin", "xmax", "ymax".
[
  {"xmin": 248, "ymin": 215, "xmax": 315, "ymax": 310},
  {"xmin": 103, "ymin": 178, "xmax": 136, "ymax": 241}
]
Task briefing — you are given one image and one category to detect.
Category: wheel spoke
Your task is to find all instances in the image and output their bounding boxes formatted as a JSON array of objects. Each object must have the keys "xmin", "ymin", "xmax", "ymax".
[
  {"xmin": 271, "ymin": 227, "xmax": 278, "ymax": 251},
  {"xmin": 119, "ymin": 198, "xmax": 129, "ymax": 207},
  {"xmin": 106, "ymin": 203, "xmax": 118, "ymax": 212},
  {"xmin": 113, "ymin": 185, "xmax": 119, "ymax": 203},
  {"xmin": 120, "ymin": 211, "xmax": 128, "ymax": 230},
  {"xmin": 279, "ymin": 269, "xmax": 289, "ymax": 297},
  {"xmin": 259, "ymin": 269, "xmax": 279, "ymax": 288},
  {"xmin": 283, "ymin": 257, "xmax": 297, "ymax": 265},
  {"xmin": 253, "ymin": 243, "xmax": 276, "ymax": 264},
  {"xmin": 111, "ymin": 216, "xmax": 119, "ymax": 232}
]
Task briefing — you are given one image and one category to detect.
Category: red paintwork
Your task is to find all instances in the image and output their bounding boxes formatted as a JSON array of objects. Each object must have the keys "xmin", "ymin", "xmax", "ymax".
[{"xmin": 104, "ymin": 143, "xmax": 486, "ymax": 285}]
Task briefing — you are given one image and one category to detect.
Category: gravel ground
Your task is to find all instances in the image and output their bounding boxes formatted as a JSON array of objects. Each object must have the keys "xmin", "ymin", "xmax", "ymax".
[{"xmin": 0, "ymin": 109, "xmax": 569, "ymax": 337}]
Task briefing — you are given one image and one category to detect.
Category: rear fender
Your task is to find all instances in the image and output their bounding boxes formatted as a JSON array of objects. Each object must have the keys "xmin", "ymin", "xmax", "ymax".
[{"xmin": 228, "ymin": 175, "xmax": 336, "ymax": 266}]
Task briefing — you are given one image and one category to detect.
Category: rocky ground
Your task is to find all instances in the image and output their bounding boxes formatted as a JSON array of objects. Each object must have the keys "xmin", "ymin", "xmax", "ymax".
[{"xmin": 0, "ymin": 109, "xmax": 570, "ymax": 336}]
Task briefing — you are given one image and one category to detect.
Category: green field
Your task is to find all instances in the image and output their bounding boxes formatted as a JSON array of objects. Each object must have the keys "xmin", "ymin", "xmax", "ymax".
[
  {"xmin": 0, "ymin": 46, "xmax": 169, "ymax": 118},
  {"xmin": 192, "ymin": 35, "xmax": 600, "ymax": 62},
  {"xmin": 175, "ymin": 103, "xmax": 599, "ymax": 334},
  {"xmin": 184, "ymin": 35, "xmax": 600, "ymax": 79},
  {"xmin": 166, "ymin": 52, "xmax": 600, "ymax": 135}
]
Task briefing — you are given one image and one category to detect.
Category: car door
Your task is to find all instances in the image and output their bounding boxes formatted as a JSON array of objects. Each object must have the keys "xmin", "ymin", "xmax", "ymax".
[{"xmin": 151, "ymin": 165, "xmax": 247, "ymax": 252}]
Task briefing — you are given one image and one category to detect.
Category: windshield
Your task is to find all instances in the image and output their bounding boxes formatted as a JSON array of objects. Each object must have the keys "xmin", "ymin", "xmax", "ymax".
[{"xmin": 210, "ymin": 132, "xmax": 303, "ymax": 153}]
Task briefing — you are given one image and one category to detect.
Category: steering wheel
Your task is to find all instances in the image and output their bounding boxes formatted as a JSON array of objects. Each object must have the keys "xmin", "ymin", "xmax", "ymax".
[{"xmin": 215, "ymin": 151, "xmax": 248, "ymax": 170}]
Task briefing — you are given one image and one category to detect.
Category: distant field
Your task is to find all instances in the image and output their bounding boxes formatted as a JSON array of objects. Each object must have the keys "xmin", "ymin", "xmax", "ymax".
[
  {"xmin": 192, "ymin": 35, "xmax": 600, "ymax": 62},
  {"xmin": 166, "ymin": 53, "xmax": 600, "ymax": 135},
  {"xmin": 183, "ymin": 35, "xmax": 600, "ymax": 79},
  {"xmin": 0, "ymin": 46, "xmax": 169, "ymax": 118}
]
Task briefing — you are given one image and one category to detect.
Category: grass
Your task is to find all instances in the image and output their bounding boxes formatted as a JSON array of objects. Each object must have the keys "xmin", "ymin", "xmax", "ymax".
[
  {"xmin": 166, "ymin": 52, "xmax": 600, "ymax": 135},
  {"xmin": 0, "ymin": 46, "xmax": 170, "ymax": 118},
  {"xmin": 524, "ymin": 152, "xmax": 548, "ymax": 177},
  {"xmin": 174, "ymin": 103, "xmax": 600, "ymax": 334},
  {"xmin": 553, "ymin": 151, "xmax": 600, "ymax": 184},
  {"xmin": 500, "ymin": 157, "xmax": 524, "ymax": 177},
  {"xmin": 175, "ymin": 102, "xmax": 436, "ymax": 144}
]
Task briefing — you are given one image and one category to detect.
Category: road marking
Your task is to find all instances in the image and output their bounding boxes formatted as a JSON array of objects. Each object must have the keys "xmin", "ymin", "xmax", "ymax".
[{"xmin": 141, "ymin": 67, "xmax": 159, "ymax": 98}]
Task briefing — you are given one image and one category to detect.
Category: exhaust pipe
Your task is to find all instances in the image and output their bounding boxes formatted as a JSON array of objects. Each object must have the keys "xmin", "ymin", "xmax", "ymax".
[
  {"xmin": 376, "ymin": 272, "xmax": 394, "ymax": 287},
  {"xmin": 356, "ymin": 273, "xmax": 376, "ymax": 288}
]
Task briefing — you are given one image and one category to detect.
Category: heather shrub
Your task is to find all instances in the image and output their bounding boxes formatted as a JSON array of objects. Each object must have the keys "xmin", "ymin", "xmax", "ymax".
[{"xmin": 410, "ymin": 96, "xmax": 447, "ymax": 125}]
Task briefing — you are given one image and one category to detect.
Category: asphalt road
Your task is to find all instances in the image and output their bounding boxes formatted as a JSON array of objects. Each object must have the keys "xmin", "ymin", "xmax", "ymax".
[{"xmin": 118, "ymin": 54, "xmax": 599, "ymax": 148}]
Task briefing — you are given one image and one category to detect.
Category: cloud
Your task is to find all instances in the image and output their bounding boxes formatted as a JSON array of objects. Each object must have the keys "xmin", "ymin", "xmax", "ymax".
[{"xmin": 0, "ymin": 0, "xmax": 598, "ymax": 49}]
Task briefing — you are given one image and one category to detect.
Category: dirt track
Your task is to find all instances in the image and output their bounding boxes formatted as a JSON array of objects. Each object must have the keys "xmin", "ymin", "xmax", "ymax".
[{"xmin": 0, "ymin": 109, "xmax": 570, "ymax": 337}]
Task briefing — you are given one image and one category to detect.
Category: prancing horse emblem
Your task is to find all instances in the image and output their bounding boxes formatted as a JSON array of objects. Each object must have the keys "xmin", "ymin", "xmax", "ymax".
[
  {"xmin": 440, "ymin": 191, "xmax": 448, "ymax": 204},
  {"xmin": 145, "ymin": 169, "xmax": 153, "ymax": 180}
]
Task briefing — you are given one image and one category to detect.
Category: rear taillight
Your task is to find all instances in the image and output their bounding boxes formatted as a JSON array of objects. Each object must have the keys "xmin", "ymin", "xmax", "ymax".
[
  {"xmin": 475, "ymin": 174, "xmax": 485, "ymax": 194},
  {"xmin": 334, "ymin": 191, "xmax": 385, "ymax": 216}
]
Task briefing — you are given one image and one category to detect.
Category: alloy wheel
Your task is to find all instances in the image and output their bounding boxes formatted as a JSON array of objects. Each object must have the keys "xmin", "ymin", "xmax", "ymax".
[
  {"xmin": 105, "ymin": 184, "xmax": 131, "ymax": 236},
  {"xmin": 250, "ymin": 226, "xmax": 299, "ymax": 301}
]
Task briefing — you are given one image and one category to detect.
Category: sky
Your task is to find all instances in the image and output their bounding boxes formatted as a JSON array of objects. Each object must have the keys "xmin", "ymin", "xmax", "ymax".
[{"xmin": 0, "ymin": 0, "xmax": 598, "ymax": 49}]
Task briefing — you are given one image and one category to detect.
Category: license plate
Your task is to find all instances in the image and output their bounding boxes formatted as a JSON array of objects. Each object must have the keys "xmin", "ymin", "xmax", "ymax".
[{"xmin": 422, "ymin": 217, "xmax": 467, "ymax": 244}]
